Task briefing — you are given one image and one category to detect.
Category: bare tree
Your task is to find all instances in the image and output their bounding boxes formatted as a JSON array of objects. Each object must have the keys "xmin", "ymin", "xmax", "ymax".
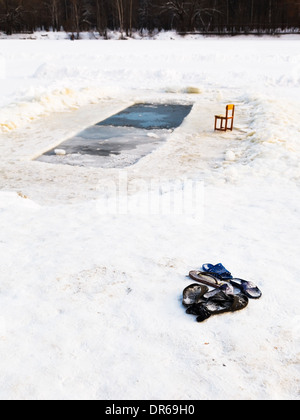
[
  {"xmin": 115, "ymin": 0, "xmax": 124, "ymax": 37},
  {"xmin": 95, "ymin": 0, "xmax": 107, "ymax": 37},
  {"xmin": 44, "ymin": 0, "xmax": 60, "ymax": 31},
  {"xmin": 158, "ymin": 0, "xmax": 221, "ymax": 32},
  {"xmin": 128, "ymin": 0, "xmax": 133, "ymax": 36}
]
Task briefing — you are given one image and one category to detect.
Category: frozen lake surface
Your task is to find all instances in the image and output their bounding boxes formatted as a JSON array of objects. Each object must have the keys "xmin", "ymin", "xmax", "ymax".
[{"xmin": 0, "ymin": 36, "xmax": 299, "ymax": 401}]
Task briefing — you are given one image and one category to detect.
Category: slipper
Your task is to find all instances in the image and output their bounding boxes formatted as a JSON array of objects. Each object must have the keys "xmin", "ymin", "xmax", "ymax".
[
  {"xmin": 189, "ymin": 270, "xmax": 234, "ymax": 295},
  {"xmin": 202, "ymin": 264, "xmax": 262, "ymax": 299},
  {"xmin": 186, "ymin": 290, "xmax": 249, "ymax": 323},
  {"xmin": 230, "ymin": 278, "xmax": 262, "ymax": 300},
  {"xmin": 202, "ymin": 263, "xmax": 233, "ymax": 280},
  {"xmin": 182, "ymin": 283, "xmax": 209, "ymax": 307}
]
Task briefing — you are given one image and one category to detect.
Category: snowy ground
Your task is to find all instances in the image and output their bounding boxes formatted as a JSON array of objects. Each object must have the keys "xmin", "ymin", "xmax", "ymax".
[{"xmin": 0, "ymin": 34, "xmax": 299, "ymax": 400}]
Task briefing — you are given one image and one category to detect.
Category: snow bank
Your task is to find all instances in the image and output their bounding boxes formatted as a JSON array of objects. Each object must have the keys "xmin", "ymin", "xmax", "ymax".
[{"xmin": 0, "ymin": 86, "xmax": 115, "ymax": 132}]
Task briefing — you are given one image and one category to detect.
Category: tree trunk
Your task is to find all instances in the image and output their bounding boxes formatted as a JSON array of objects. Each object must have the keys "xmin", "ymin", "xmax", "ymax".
[{"xmin": 116, "ymin": 0, "xmax": 124, "ymax": 37}]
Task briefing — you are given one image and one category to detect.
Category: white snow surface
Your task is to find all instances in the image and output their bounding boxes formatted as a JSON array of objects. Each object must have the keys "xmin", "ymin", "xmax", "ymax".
[{"xmin": 0, "ymin": 33, "xmax": 299, "ymax": 400}]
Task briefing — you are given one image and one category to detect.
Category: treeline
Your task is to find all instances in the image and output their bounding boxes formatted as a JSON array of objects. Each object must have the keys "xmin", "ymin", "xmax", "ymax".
[{"xmin": 0, "ymin": 0, "xmax": 299, "ymax": 36}]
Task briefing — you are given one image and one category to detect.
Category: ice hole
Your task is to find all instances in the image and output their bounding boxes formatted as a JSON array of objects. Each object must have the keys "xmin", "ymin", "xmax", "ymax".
[{"xmin": 36, "ymin": 103, "xmax": 193, "ymax": 168}]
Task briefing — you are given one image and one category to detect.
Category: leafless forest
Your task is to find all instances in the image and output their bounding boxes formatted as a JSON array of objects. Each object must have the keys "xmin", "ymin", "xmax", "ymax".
[{"xmin": 0, "ymin": 0, "xmax": 299, "ymax": 36}]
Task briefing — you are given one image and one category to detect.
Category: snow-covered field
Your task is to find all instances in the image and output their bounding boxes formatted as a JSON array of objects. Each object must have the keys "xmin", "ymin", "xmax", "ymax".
[{"xmin": 0, "ymin": 33, "xmax": 299, "ymax": 400}]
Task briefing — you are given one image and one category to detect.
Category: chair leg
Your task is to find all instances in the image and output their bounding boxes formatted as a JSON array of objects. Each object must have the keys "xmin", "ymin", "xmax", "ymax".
[
  {"xmin": 215, "ymin": 117, "xmax": 221, "ymax": 131},
  {"xmin": 215, "ymin": 117, "xmax": 232, "ymax": 132}
]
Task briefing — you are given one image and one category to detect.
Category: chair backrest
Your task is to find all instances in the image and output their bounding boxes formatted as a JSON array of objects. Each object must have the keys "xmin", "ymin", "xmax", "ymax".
[{"xmin": 226, "ymin": 104, "xmax": 235, "ymax": 118}]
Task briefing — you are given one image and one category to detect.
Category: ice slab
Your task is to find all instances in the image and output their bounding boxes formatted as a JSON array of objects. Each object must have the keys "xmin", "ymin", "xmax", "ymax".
[{"xmin": 37, "ymin": 126, "xmax": 169, "ymax": 168}]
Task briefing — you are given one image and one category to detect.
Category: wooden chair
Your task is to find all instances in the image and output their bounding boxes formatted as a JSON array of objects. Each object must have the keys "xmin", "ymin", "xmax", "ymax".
[{"xmin": 215, "ymin": 104, "xmax": 235, "ymax": 132}]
